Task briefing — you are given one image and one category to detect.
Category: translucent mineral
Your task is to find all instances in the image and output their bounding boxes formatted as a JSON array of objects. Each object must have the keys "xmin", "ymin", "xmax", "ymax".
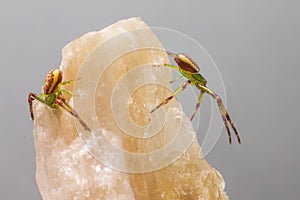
[{"xmin": 32, "ymin": 17, "xmax": 229, "ymax": 200}]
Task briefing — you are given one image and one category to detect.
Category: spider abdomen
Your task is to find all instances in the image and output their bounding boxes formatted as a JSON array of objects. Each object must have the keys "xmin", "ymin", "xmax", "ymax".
[
  {"xmin": 174, "ymin": 53, "xmax": 200, "ymax": 73},
  {"xmin": 43, "ymin": 69, "xmax": 63, "ymax": 94}
]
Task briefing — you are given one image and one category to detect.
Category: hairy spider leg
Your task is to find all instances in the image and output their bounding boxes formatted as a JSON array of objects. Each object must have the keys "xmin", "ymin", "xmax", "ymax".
[
  {"xmin": 150, "ymin": 80, "xmax": 190, "ymax": 114},
  {"xmin": 197, "ymin": 85, "xmax": 241, "ymax": 144}
]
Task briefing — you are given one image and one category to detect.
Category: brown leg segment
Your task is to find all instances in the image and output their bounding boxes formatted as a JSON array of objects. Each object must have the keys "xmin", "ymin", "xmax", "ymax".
[
  {"xmin": 56, "ymin": 95, "xmax": 91, "ymax": 132},
  {"xmin": 211, "ymin": 93, "xmax": 241, "ymax": 144},
  {"xmin": 190, "ymin": 91, "xmax": 204, "ymax": 121},
  {"xmin": 196, "ymin": 85, "xmax": 241, "ymax": 144},
  {"xmin": 150, "ymin": 80, "xmax": 190, "ymax": 114},
  {"xmin": 28, "ymin": 93, "xmax": 37, "ymax": 120}
]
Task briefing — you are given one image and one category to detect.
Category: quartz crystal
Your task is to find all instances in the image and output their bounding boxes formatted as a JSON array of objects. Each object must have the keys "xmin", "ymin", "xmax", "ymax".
[{"xmin": 32, "ymin": 17, "xmax": 229, "ymax": 200}]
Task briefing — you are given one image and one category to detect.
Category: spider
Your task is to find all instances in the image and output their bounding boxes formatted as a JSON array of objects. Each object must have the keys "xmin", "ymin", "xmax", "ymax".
[
  {"xmin": 151, "ymin": 51, "xmax": 241, "ymax": 144},
  {"xmin": 28, "ymin": 69, "xmax": 91, "ymax": 132}
]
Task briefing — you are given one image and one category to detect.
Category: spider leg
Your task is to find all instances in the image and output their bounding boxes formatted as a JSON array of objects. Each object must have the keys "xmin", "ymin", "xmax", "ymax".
[
  {"xmin": 152, "ymin": 63, "xmax": 179, "ymax": 71},
  {"xmin": 28, "ymin": 93, "xmax": 48, "ymax": 120},
  {"xmin": 150, "ymin": 80, "xmax": 190, "ymax": 114},
  {"xmin": 58, "ymin": 79, "xmax": 76, "ymax": 86},
  {"xmin": 190, "ymin": 91, "xmax": 204, "ymax": 121},
  {"xmin": 169, "ymin": 75, "xmax": 184, "ymax": 84},
  {"xmin": 197, "ymin": 85, "xmax": 241, "ymax": 144},
  {"xmin": 57, "ymin": 79, "xmax": 77, "ymax": 95},
  {"xmin": 28, "ymin": 93, "xmax": 36, "ymax": 120},
  {"xmin": 56, "ymin": 95, "xmax": 91, "ymax": 132},
  {"xmin": 166, "ymin": 51, "xmax": 177, "ymax": 57},
  {"xmin": 59, "ymin": 88, "xmax": 73, "ymax": 95}
]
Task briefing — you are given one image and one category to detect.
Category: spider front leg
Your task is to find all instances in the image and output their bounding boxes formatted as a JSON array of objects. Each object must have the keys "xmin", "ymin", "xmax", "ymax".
[
  {"xmin": 57, "ymin": 79, "xmax": 77, "ymax": 95},
  {"xmin": 56, "ymin": 95, "xmax": 91, "ymax": 131},
  {"xmin": 150, "ymin": 80, "xmax": 190, "ymax": 114},
  {"xmin": 28, "ymin": 93, "xmax": 36, "ymax": 120},
  {"xmin": 28, "ymin": 93, "xmax": 48, "ymax": 120},
  {"xmin": 198, "ymin": 85, "xmax": 241, "ymax": 144},
  {"xmin": 58, "ymin": 79, "xmax": 76, "ymax": 87},
  {"xmin": 153, "ymin": 63, "xmax": 180, "ymax": 71}
]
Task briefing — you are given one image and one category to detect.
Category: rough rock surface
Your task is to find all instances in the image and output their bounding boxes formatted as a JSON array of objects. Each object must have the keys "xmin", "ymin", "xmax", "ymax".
[{"xmin": 32, "ymin": 17, "xmax": 229, "ymax": 200}]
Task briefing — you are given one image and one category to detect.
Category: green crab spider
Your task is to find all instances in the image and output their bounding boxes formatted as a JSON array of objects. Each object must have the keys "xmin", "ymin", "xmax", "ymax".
[
  {"xmin": 28, "ymin": 69, "xmax": 91, "ymax": 132},
  {"xmin": 151, "ymin": 51, "xmax": 241, "ymax": 144}
]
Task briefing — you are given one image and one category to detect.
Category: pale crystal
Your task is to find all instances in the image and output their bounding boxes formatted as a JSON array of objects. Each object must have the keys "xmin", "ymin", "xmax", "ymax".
[{"xmin": 32, "ymin": 17, "xmax": 229, "ymax": 200}]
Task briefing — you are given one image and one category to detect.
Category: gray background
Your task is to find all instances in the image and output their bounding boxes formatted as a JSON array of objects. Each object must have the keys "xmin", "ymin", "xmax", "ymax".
[{"xmin": 1, "ymin": 0, "xmax": 299, "ymax": 199}]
